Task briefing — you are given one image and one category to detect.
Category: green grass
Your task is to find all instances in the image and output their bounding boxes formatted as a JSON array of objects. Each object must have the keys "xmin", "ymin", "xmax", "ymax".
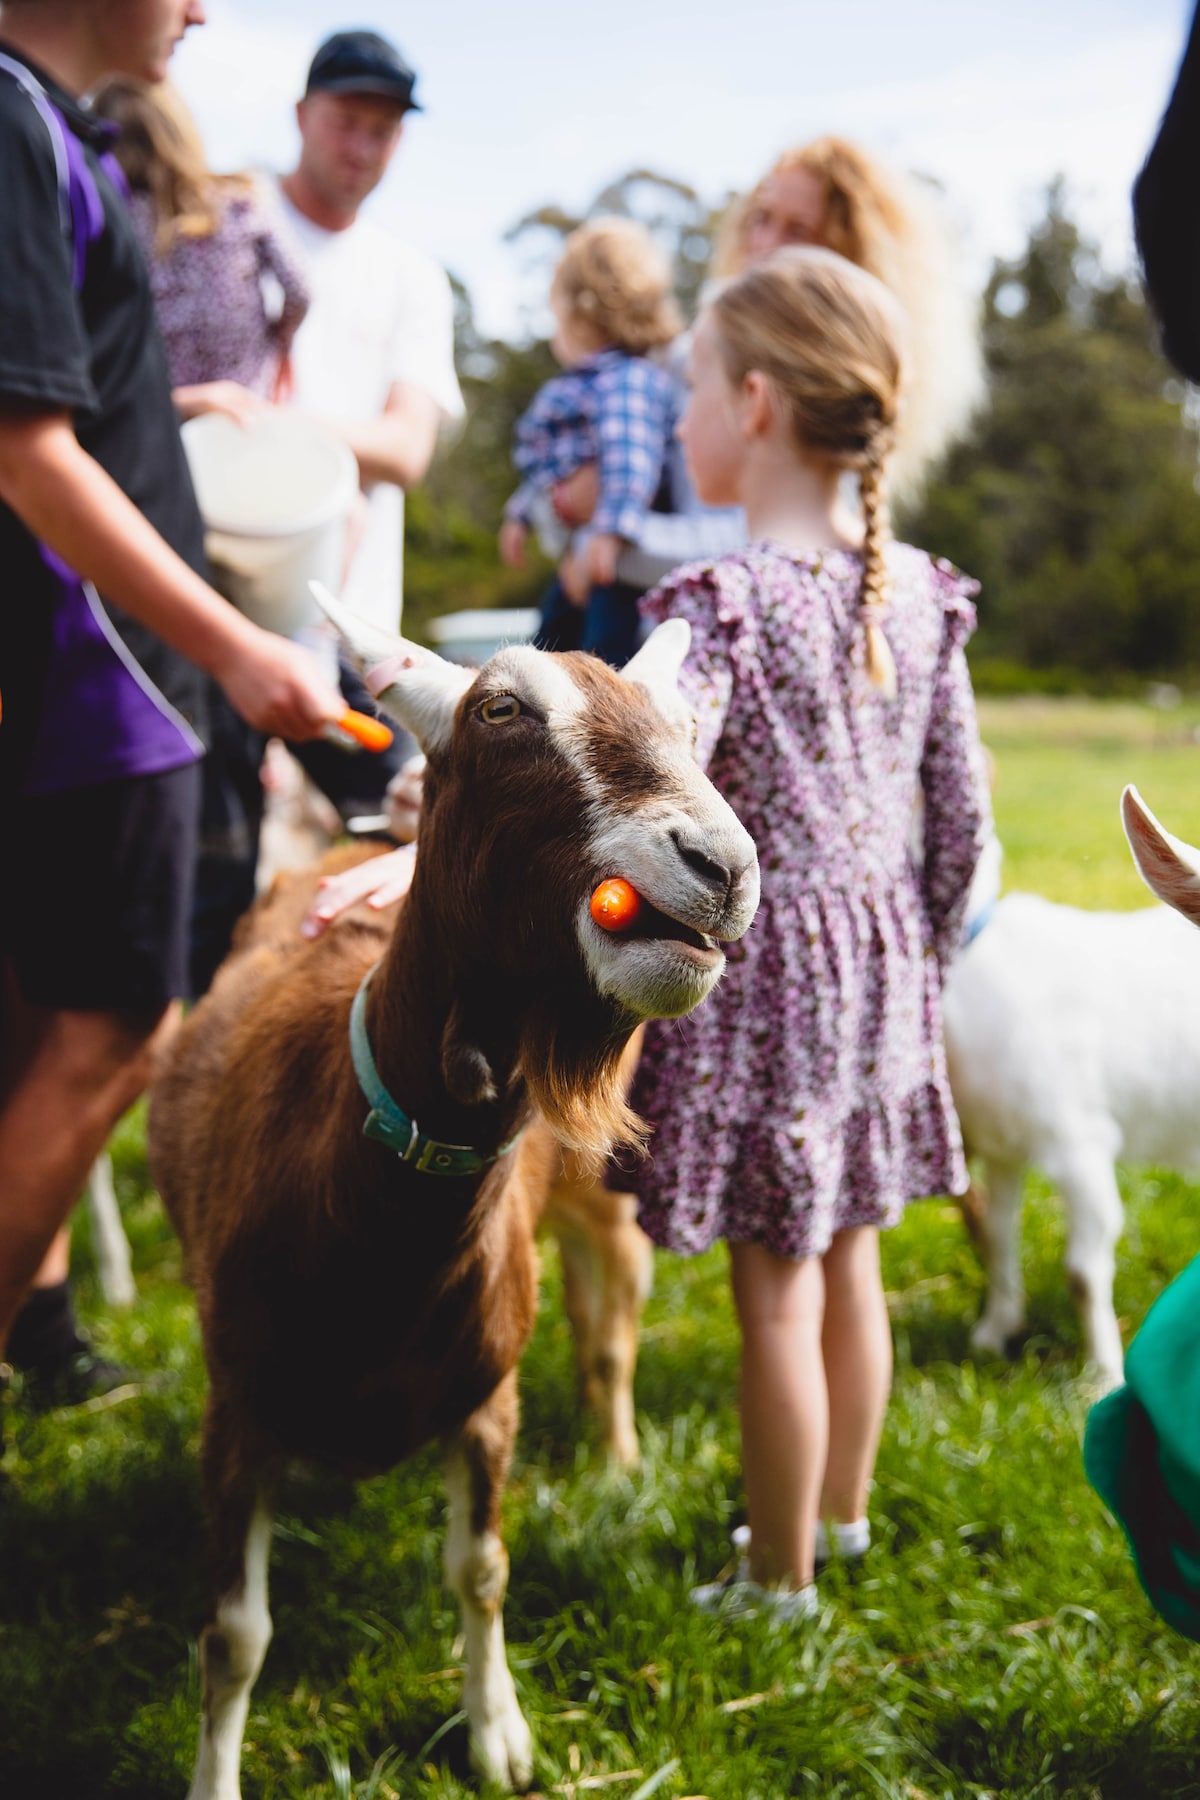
[{"xmin": 5, "ymin": 695, "xmax": 1200, "ymax": 1798}]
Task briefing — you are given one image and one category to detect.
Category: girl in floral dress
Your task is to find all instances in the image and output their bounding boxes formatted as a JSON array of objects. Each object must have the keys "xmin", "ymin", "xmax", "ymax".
[
  {"xmin": 92, "ymin": 78, "xmax": 310, "ymax": 422},
  {"xmin": 629, "ymin": 245, "xmax": 991, "ymax": 1620}
]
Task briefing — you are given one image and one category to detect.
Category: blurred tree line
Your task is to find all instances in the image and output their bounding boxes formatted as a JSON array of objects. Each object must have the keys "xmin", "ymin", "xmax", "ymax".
[{"xmin": 406, "ymin": 173, "xmax": 1200, "ymax": 692}]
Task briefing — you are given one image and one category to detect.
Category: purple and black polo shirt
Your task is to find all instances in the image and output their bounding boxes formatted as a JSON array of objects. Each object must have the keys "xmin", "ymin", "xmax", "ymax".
[{"xmin": 0, "ymin": 46, "xmax": 208, "ymax": 803}]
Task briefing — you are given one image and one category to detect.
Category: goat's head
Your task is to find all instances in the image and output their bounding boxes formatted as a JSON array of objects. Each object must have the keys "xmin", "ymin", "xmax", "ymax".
[
  {"xmin": 316, "ymin": 588, "xmax": 760, "ymax": 1029},
  {"xmin": 1122, "ymin": 785, "xmax": 1200, "ymax": 926}
]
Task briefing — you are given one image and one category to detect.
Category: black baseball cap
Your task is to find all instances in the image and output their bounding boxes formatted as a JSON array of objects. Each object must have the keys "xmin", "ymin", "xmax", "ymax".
[{"xmin": 304, "ymin": 29, "xmax": 423, "ymax": 111}]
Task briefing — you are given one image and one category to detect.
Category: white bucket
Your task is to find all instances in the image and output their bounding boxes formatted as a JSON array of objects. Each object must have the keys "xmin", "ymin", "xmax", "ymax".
[{"xmin": 182, "ymin": 413, "xmax": 359, "ymax": 642}]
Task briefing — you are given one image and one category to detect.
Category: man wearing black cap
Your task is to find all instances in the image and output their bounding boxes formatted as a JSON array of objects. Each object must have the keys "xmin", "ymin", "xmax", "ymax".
[{"xmin": 276, "ymin": 28, "xmax": 464, "ymax": 631}]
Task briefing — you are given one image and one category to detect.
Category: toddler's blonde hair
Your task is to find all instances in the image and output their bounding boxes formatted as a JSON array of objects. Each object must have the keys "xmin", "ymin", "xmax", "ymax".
[
  {"xmin": 711, "ymin": 244, "xmax": 905, "ymax": 697},
  {"xmin": 713, "ymin": 136, "xmax": 984, "ymax": 507},
  {"xmin": 551, "ymin": 217, "xmax": 682, "ymax": 356}
]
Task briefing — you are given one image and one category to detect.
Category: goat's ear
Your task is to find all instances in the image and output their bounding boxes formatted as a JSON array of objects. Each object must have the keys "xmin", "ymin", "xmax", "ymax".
[
  {"xmin": 1122, "ymin": 785, "xmax": 1200, "ymax": 926},
  {"xmin": 367, "ymin": 657, "xmax": 475, "ymax": 757},
  {"xmin": 310, "ymin": 581, "xmax": 474, "ymax": 756},
  {"xmin": 622, "ymin": 618, "xmax": 692, "ymax": 714}
]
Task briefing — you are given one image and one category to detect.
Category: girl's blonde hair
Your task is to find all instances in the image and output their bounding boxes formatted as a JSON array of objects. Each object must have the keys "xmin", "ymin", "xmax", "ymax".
[
  {"xmin": 551, "ymin": 217, "xmax": 682, "ymax": 356},
  {"xmin": 711, "ymin": 245, "xmax": 905, "ymax": 696},
  {"xmin": 713, "ymin": 136, "xmax": 984, "ymax": 506},
  {"xmin": 91, "ymin": 78, "xmax": 251, "ymax": 256}
]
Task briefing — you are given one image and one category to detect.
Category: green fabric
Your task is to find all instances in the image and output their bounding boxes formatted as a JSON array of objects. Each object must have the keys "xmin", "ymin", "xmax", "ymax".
[{"xmin": 1084, "ymin": 1253, "xmax": 1200, "ymax": 1641}]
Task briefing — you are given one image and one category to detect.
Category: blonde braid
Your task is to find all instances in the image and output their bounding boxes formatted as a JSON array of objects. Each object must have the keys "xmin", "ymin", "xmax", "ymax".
[{"xmin": 858, "ymin": 434, "xmax": 898, "ymax": 699}]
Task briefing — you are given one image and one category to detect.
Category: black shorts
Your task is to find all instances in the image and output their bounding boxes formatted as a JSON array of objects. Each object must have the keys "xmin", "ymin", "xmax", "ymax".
[{"xmin": 1, "ymin": 760, "xmax": 201, "ymax": 1016}]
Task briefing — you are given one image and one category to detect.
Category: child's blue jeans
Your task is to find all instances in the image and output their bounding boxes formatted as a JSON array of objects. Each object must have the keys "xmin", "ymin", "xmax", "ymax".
[{"xmin": 532, "ymin": 577, "xmax": 641, "ymax": 669}]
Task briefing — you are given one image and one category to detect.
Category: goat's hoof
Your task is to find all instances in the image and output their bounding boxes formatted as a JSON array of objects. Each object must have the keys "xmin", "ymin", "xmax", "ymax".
[
  {"xmin": 469, "ymin": 1702, "xmax": 534, "ymax": 1792},
  {"xmin": 970, "ymin": 1314, "xmax": 1024, "ymax": 1359},
  {"xmin": 1080, "ymin": 1358, "xmax": 1124, "ymax": 1398}
]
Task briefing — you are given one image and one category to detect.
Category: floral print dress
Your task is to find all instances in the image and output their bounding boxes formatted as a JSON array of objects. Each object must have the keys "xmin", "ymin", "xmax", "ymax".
[
  {"xmin": 627, "ymin": 541, "xmax": 992, "ymax": 1260},
  {"xmin": 129, "ymin": 183, "xmax": 310, "ymax": 394}
]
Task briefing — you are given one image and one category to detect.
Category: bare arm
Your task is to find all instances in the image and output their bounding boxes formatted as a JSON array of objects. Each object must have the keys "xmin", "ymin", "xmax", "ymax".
[
  {"xmin": 322, "ymin": 380, "xmax": 443, "ymax": 491},
  {"xmin": 552, "ymin": 460, "xmax": 746, "ymax": 589},
  {"xmin": 920, "ymin": 635, "xmax": 992, "ymax": 977},
  {"xmin": 0, "ymin": 409, "xmax": 342, "ymax": 740}
]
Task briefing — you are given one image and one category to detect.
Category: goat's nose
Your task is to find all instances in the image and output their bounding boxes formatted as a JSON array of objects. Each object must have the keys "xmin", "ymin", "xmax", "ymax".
[{"xmin": 671, "ymin": 828, "xmax": 733, "ymax": 894}]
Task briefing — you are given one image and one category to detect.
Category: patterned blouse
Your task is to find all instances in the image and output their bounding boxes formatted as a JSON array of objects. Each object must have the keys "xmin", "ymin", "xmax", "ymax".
[
  {"xmin": 128, "ymin": 183, "xmax": 310, "ymax": 394},
  {"xmin": 624, "ymin": 540, "xmax": 993, "ymax": 1260}
]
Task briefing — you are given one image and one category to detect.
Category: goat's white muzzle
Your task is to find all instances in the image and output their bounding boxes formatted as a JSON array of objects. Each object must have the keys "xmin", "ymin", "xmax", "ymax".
[{"xmin": 579, "ymin": 799, "xmax": 760, "ymax": 1020}]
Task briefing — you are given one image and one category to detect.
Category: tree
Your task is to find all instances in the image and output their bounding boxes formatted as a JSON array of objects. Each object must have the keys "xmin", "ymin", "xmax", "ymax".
[{"xmin": 905, "ymin": 183, "xmax": 1200, "ymax": 686}]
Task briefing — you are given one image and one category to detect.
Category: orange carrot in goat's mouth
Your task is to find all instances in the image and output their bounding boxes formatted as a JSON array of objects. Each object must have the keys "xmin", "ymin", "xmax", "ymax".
[{"xmin": 590, "ymin": 878, "xmax": 643, "ymax": 932}]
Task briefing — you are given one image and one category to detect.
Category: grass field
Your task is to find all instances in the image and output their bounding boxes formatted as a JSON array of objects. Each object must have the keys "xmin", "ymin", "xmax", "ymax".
[{"xmin": 5, "ymin": 696, "xmax": 1200, "ymax": 1799}]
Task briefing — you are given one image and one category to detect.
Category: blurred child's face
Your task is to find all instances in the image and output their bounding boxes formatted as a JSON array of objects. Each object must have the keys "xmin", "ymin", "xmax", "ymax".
[
  {"xmin": 678, "ymin": 312, "xmax": 746, "ymax": 506},
  {"xmin": 742, "ymin": 167, "xmax": 827, "ymax": 266}
]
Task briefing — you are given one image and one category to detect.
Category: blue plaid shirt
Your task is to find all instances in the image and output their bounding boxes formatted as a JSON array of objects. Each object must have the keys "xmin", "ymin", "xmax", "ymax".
[{"xmin": 506, "ymin": 347, "xmax": 677, "ymax": 541}]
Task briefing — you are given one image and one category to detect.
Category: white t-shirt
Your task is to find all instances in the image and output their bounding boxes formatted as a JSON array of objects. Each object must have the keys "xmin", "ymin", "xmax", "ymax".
[{"xmin": 276, "ymin": 186, "xmax": 464, "ymax": 630}]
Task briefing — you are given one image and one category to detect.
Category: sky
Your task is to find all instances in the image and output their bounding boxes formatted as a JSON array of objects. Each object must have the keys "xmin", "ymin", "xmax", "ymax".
[{"xmin": 171, "ymin": 0, "xmax": 1193, "ymax": 341}]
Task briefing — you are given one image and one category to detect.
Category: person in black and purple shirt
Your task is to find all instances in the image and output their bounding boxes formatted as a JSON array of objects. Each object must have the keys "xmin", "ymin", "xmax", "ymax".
[{"xmin": 0, "ymin": 0, "xmax": 344, "ymax": 1402}]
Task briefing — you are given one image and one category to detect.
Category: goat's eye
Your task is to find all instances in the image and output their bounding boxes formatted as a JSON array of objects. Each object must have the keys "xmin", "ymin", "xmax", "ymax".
[{"xmin": 480, "ymin": 694, "xmax": 522, "ymax": 725}]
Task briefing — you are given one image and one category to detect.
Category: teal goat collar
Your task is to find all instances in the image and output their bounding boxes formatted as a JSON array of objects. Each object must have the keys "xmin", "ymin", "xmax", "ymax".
[{"xmin": 349, "ymin": 964, "xmax": 519, "ymax": 1177}]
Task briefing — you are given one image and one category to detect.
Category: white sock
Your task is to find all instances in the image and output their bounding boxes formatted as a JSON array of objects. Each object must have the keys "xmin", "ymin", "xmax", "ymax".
[
  {"xmin": 733, "ymin": 1517, "xmax": 871, "ymax": 1567},
  {"xmin": 815, "ymin": 1516, "xmax": 870, "ymax": 1562}
]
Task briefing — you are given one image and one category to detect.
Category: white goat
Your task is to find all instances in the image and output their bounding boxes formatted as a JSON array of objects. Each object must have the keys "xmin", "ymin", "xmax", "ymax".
[{"xmin": 944, "ymin": 853, "xmax": 1200, "ymax": 1388}]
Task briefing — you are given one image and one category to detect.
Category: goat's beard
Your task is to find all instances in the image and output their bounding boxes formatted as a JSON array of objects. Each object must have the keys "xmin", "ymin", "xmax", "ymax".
[{"xmin": 518, "ymin": 998, "xmax": 646, "ymax": 1176}]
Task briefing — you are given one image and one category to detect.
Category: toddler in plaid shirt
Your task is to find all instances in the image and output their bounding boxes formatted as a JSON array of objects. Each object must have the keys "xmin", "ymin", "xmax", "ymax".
[{"xmin": 499, "ymin": 217, "xmax": 682, "ymax": 664}]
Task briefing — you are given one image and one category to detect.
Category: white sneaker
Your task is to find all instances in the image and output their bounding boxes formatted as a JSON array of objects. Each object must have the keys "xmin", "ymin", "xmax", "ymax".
[{"xmin": 690, "ymin": 1571, "xmax": 819, "ymax": 1622}]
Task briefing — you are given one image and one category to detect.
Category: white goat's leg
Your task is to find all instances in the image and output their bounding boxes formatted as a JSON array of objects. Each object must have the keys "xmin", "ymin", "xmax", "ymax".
[
  {"xmin": 1057, "ymin": 1147, "xmax": 1126, "ymax": 1390},
  {"xmin": 970, "ymin": 1160, "xmax": 1028, "ymax": 1356},
  {"xmin": 443, "ymin": 1376, "xmax": 533, "ymax": 1792},
  {"xmin": 188, "ymin": 1501, "xmax": 273, "ymax": 1800},
  {"xmin": 188, "ymin": 1404, "xmax": 278, "ymax": 1800},
  {"xmin": 85, "ymin": 1150, "xmax": 136, "ymax": 1308}
]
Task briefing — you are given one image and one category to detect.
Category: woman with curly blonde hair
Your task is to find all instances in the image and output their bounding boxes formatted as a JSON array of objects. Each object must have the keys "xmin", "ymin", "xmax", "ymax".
[
  {"xmin": 554, "ymin": 136, "xmax": 984, "ymax": 582},
  {"xmin": 712, "ymin": 135, "xmax": 984, "ymax": 508}
]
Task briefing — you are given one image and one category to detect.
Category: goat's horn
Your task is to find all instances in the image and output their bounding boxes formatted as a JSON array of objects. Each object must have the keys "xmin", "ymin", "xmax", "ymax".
[
  {"xmin": 1122, "ymin": 784, "xmax": 1200, "ymax": 921},
  {"xmin": 309, "ymin": 580, "xmax": 406, "ymax": 667}
]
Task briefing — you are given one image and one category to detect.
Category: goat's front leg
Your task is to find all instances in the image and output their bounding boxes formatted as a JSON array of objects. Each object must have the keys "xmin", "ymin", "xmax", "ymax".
[
  {"xmin": 970, "ymin": 1159, "xmax": 1028, "ymax": 1357},
  {"xmin": 1056, "ymin": 1144, "xmax": 1126, "ymax": 1390},
  {"xmin": 187, "ymin": 1395, "xmax": 279, "ymax": 1800},
  {"xmin": 85, "ymin": 1149, "xmax": 137, "ymax": 1307},
  {"xmin": 443, "ymin": 1372, "xmax": 533, "ymax": 1792}
]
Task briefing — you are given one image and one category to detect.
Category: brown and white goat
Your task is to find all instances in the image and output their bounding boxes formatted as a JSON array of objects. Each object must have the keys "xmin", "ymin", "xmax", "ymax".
[{"xmin": 148, "ymin": 603, "xmax": 759, "ymax": 1799}]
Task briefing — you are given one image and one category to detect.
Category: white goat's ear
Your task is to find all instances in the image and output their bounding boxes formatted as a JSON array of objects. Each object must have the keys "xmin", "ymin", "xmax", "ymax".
[
  {"xmin": 622, "ymin": 617, "xmax": 692, "ymax": 713},
  {"xmin": 310, "ymin": 580, "xmax": 407, "ymax": 667},
  {"xmin": 370, "ymin": 658, "xmax": 476, "ymax": 755},
  {"xmin": 310, "ymin": 580, "xmax": 474, "ymax": 755},
  {"xmin": 1122, "ymin": 785, "xmax": 1200, "ymax": 926}
]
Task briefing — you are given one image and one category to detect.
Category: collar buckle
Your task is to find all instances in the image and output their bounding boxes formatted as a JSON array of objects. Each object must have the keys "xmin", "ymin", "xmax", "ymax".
[{"xmin": 351, "ymin": 963, "xmax": 520, "ymax": 1179}]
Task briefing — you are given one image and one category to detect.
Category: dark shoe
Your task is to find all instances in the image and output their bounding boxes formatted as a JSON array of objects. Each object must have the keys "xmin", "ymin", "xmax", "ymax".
[{"xmin": 19, "ymin": 1347, "xmax": 135, "ymax": 1412}]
